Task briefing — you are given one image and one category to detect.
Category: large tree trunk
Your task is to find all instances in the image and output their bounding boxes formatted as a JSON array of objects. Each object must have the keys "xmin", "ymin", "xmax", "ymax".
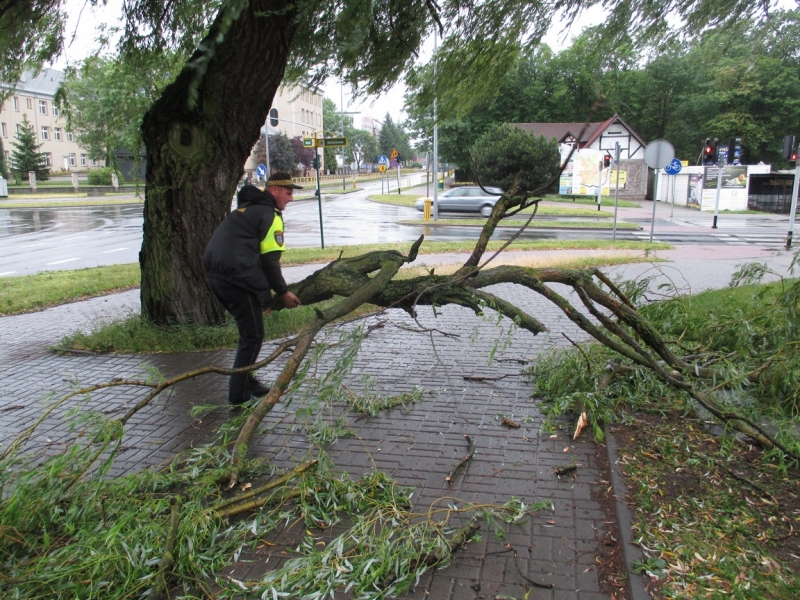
[{"xmin": 140, "ymin": 0, "xmax": 299, "ymax": 325}]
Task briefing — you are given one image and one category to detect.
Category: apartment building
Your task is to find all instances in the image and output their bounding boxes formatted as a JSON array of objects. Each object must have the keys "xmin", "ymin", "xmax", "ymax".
[
  {"xmin": 244, "ymin": 82, "xmax": 325, "ymax": 174},
  {"xmin": 0, "ymin": 68, "xmax": 104, "ymax": 173}
]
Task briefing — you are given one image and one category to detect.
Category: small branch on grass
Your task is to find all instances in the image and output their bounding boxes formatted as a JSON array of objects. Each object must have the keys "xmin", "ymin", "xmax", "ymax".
[
  {"xmin": 209, "ymin": 460, "xmax": 318, "ymax": 515},
  {"xmin": 445, "ymin": 434, "xmax": 475, "ymax": 487},
  {"xmin": 562, "ymin": 333, "xmax": 592, "ymax": 372},
  {"xmin": 215, "ymin": 488, "xmax": 302, "ymax": 520},
  {"xmin": 382, "ymin": 518, "xmax": 481, "ymax": 588},
  {"xmin": 151, "ymin": 495, "xmax": 183, "ymax": 600}
]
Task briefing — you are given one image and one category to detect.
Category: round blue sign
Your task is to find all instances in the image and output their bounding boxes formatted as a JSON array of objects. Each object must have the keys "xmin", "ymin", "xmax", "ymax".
[
  {"xmin": 256, "ymin": 164, "xmax": 267, "ymax": 177},
  {"xmin": 664, "ymin": 158, "xmax": 682, "ymax": 175}
]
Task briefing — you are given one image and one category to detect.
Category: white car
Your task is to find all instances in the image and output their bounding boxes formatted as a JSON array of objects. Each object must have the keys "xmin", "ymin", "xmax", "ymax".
[{"xmin": 414, "ymin": 186, "xmax": 504, "ymax": 217}]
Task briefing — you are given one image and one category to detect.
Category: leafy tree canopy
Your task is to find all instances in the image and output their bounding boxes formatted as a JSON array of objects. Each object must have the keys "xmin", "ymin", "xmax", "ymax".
[
  {"xmin": 0, "ymin": 137, "xmax": 10, "ymax": 180},
  {"xmin": 55, "ymin": 52, "xmax": 184, "ymax": 166},
  {"xmin": 470, "ymin": 124, "xmax": 559, "ymax": 193},
  {"xmin": 378, "ymin": 114, "xmax": 412, "ymax": 162}
]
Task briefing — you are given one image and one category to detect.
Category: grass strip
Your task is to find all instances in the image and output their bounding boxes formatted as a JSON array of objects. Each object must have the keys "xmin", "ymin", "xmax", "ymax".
[
  {"xmin": 1, "ymin": 263, "xmax": 141, "ymax": 315},
  {"xmin": 401, "ymin": 218, "xmax": 639, "ymax": 228}
]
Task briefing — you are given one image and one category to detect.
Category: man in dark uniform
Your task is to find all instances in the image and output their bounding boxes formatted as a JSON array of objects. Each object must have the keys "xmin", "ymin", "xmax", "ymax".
[{"xmin": 203, "ymin": 172, "xmax": 302, "ymax": 405}]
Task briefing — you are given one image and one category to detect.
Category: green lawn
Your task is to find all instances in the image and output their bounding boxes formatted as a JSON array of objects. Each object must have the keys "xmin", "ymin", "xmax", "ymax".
[{"xmin": 402, "ymin": 218, "xmax": 639, "ymax": 228}]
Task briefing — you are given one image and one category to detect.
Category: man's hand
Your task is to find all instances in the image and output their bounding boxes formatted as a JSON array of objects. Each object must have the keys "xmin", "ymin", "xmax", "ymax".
[{"xmin": 279, "ymin": 291, "xmax": 301, "ymax": 308}]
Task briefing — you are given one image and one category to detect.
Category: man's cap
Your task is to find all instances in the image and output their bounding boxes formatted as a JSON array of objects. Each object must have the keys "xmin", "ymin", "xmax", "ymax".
[{"xmin": 266, "ymin": 172, "xmax": 303, "ymax": 189}]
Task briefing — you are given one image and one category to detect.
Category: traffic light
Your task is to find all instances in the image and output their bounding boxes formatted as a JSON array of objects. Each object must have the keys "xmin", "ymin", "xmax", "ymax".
[
  {"xmin": 791, "ymin": 146, "xmax": 798, "ymax": 168},
  {"xmin": 782, "ymin": 135, "xmax": 795, "ymax": 160},
  {"xmin": 603, "ymin": 154, "xmax": 611, "ymax": 168},
  {"xmin": 702, "ymin": 138, "xmax": 716, "ymax": 164},
  {"xmin": 727, "ymin": 137, "xmax": 743, "ymax": 165}
]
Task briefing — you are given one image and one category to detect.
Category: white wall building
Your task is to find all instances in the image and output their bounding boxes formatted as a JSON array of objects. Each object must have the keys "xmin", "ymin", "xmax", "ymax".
[
  {"xmin": 0, "ymin": 68, "xmax": 104, "ymax": 173},
  {"xmin": 244, "ymin": 82, "xmax": 325, "ymax": 175}
]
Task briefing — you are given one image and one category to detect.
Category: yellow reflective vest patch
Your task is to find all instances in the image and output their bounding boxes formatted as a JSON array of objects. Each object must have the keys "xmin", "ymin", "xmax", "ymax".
[{"xmin": 260, "ymin": 212, "xmax": 285, "ymax": 254}]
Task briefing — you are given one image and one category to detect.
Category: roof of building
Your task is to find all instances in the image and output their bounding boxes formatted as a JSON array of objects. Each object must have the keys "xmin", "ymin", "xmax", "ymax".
[
  {"xmin": 0, "ymin": 68, "xmax": 64, "ymax": 96},
  {"xmin": 513, "ymin": 114, "xmax": 645, "ymax": 146}
]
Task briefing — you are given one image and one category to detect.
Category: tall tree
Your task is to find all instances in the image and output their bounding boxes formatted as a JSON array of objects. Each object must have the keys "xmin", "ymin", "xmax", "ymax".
[
  {"xmin": 290, "ymin": 135, "xmax": 314, "ymax": 172},
  {"xmin": 3, "ymin": 0, "xmax": 782, "ymax": 324},
  {"xmin": 56, "ymin": 53, "xmax": 183, "ymax": 168},
  {"xmin": 253, "ymin": 132, "xmax": 296, "ymax": 173},
  {"xmin": 321, "ymin": 97, "xmax": 339, "ymax": 173},
  {"xmin": 0, "ymin": 137, "xmax": 9, "ymax": 180},
  {"xmin": 10, "ymin": 114, "xmax": 49, "ymax": 182},
  {"xmin": 378, "ymin": 114, "xmax": 411, "ymax": 162},
  {"xmin": 347, "ymin": 128, "xmax": 378, "ymax": 172}
]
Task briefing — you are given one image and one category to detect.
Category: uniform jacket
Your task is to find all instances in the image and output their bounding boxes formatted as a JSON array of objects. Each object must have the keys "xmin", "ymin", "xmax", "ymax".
[{"xmin": 203, "ymin": 185, "xmax": 287, "ymax": 306}]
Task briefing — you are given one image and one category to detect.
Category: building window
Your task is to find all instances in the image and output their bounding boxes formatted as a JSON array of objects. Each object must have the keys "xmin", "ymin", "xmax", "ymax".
[
  {"xmin": 39, "ymin": 100, "xmax": 47, "ymax": 115},
  {"xmin": 80, "ymin": 154, "xmax": 87, "ymax": 166},
  {"xmin": 15, "ymin": 124, "xmax": 21, "ymax": 135},
  {"xmin": 43, "ymin": 152, "xmax": 52, "ymax": 166},
  {"xmin": 54, "ymin": 127, "xmax": 62, "ymax": 141},
  {"xmin": 41, "ymin": 126, "xmax": 49, "ymax": 141},
  {"xmin": 91, "ymin": 158, "xmax": 98, "ymax": 166},
  {"xmin": 67, "ymin": 131, "xmax": 73, "ymax": 142},
  {"xmin": 26, "ymin": 98, "xmax": 32, "ymax": 109},
  {"xmin": 68, "ymin": 154, "xmax": 76, "ymax": 166},
  {"xmin": 13, "ymin": 97, "xmax": 19, "ymax": 111},
  {"xmin": 1, "ymin": 123, "xmax": 6, "ymax": 138},
  {"xmin": 52, "ymin": 104, "xmax": 59, "ymax": 116}
]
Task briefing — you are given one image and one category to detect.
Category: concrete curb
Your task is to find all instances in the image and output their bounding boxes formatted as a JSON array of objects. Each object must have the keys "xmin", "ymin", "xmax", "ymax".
[{"xmin": 605, "ymin": 428, "xmax": 650, "ymax": 599}]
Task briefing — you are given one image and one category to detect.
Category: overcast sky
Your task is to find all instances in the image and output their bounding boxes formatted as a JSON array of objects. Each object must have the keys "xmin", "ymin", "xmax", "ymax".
[{"xmin": 53, "ymin": 1, "xmax": 602, "ymax": 124}]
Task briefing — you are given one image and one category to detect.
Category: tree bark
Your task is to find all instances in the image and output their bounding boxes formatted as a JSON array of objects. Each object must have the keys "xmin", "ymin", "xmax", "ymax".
[{"xmin": 140, "ymin": 0, "xmax": 299, "ymax": 325}]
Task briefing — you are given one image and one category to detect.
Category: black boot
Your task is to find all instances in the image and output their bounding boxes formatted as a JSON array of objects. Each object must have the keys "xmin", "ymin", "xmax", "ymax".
[{"xmin": 248, "ymin": 377, "xmax": 271, "ymax": 397}]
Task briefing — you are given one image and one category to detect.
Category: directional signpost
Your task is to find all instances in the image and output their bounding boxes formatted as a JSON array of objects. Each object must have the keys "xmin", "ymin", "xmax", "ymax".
[
  {"xmin": 377, "ymin": 155, "xmax": 389, "ymax": 192},
  {"xmin": 664, "ymin": 158, "xmax": 682, "ymax": 218},
  {"xmin": 302, "ymin": 136, "xmax": 349, "ymax": 148},
  {"xmin": 643, "ymin": 140, "xmax": 676, "ymax": 242},
  {"xmin": 256, "ymin": 164, "xmax": 267, "ymax": 179}
]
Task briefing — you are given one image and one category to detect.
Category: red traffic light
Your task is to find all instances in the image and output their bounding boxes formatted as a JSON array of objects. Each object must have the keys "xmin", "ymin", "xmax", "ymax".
[{"xmin": 603, "ymin": 154, "xmax": 612, "ymax": 167}]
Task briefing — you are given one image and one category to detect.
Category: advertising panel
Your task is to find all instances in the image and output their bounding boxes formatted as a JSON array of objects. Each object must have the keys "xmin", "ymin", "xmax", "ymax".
[
  {"xmin": 558, "ymin": 146, "xmax": 613, "ymax": 196},
  {"xmin": 701, "ymin": 166, "xmax": 748, "ymax": 211}
]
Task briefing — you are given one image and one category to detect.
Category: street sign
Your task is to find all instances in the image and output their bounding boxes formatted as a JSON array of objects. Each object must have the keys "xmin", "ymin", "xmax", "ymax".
[
  {"xmin": 302, "ymin": 137, "xmax": 348, "ymax": 148},
  {"xmin": 377, "ymin": 155, "xmax": 389, "ymax": 165},
  {"xmin": 378, "ymin": 165, "xmax": 386, "ymax": 172},
  {"xmin": 319, "ymin": 137, "xmax": 348, "ymax": 147},
  {"xmin": 256, "ymin": 164, "xmax": 266, "ymax": 178},
  {"xmin": 643, "ymin": 140, "xmax": 675, "ymax": 169},
  {"xmin": 664, "ymin": 158, "xmax": 682, "ymax": 175}
]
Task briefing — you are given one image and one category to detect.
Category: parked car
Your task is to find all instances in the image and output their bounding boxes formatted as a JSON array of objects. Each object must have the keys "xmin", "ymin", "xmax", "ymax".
[{"xmin": 414, "ymin": 186, "xmax": 504, "ymax": 217}]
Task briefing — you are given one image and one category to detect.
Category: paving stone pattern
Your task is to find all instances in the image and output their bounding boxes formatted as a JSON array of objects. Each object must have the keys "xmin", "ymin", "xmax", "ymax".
[{"xmin": 1, "ymin": 248, "xmax": 795, "ymax": 599}]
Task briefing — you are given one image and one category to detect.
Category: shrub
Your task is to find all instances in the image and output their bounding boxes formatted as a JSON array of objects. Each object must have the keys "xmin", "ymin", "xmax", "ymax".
[{"xmin": 87, "ymin": 167, "xmax": 123, "ymax": 186}]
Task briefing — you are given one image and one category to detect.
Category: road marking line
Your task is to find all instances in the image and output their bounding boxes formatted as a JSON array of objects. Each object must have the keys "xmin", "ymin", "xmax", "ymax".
[
  {"xmin": 21, "ymin": 242, "xmax": 48, "ymax": 248},
  {"xmin": 46, "ymin": 258, "xmax": 81, "ymax": 265},
  {"xmin": 66, "ymin": 235, "xmax": 89, "ymax": 241},
  {"xmin": 102, "ymin": 247, "xmax": 129, "ymax": 254},
  {"xmin": 0, "ymin": 271, "xmax": 16, "ymax": 277}
]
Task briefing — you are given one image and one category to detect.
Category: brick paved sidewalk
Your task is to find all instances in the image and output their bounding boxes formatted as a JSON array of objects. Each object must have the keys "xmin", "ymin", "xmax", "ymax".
[{"xmin": 1, "ymin": 246, "xmax": 795, "ymax": 599}]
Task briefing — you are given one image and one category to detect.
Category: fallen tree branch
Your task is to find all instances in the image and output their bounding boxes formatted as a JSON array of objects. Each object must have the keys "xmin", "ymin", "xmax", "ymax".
[
  {"xmin": 445, "ymin": 434, "xmax": 475, "ymax": 487},
  {"xmin": 151, "ymin": 495, "xmax": 183, "ymax": 599}
]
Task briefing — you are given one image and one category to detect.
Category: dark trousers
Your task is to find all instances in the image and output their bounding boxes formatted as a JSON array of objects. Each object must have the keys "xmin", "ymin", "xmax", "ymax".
[{"xmin": 208, "ymin": 277, "xmax": 265, "ymax": 405}]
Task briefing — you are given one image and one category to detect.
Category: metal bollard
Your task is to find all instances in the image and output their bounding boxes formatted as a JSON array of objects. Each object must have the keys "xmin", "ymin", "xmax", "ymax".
[{"xmin": 423, "ymin": 198, "xmax": 432, "ymax": 220}]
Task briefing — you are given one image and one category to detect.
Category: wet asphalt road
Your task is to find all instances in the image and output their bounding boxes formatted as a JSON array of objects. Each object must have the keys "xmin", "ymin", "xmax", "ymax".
[{"xmin": 0, "ymin": 180, "xmax": 793, "ymax": 277}]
